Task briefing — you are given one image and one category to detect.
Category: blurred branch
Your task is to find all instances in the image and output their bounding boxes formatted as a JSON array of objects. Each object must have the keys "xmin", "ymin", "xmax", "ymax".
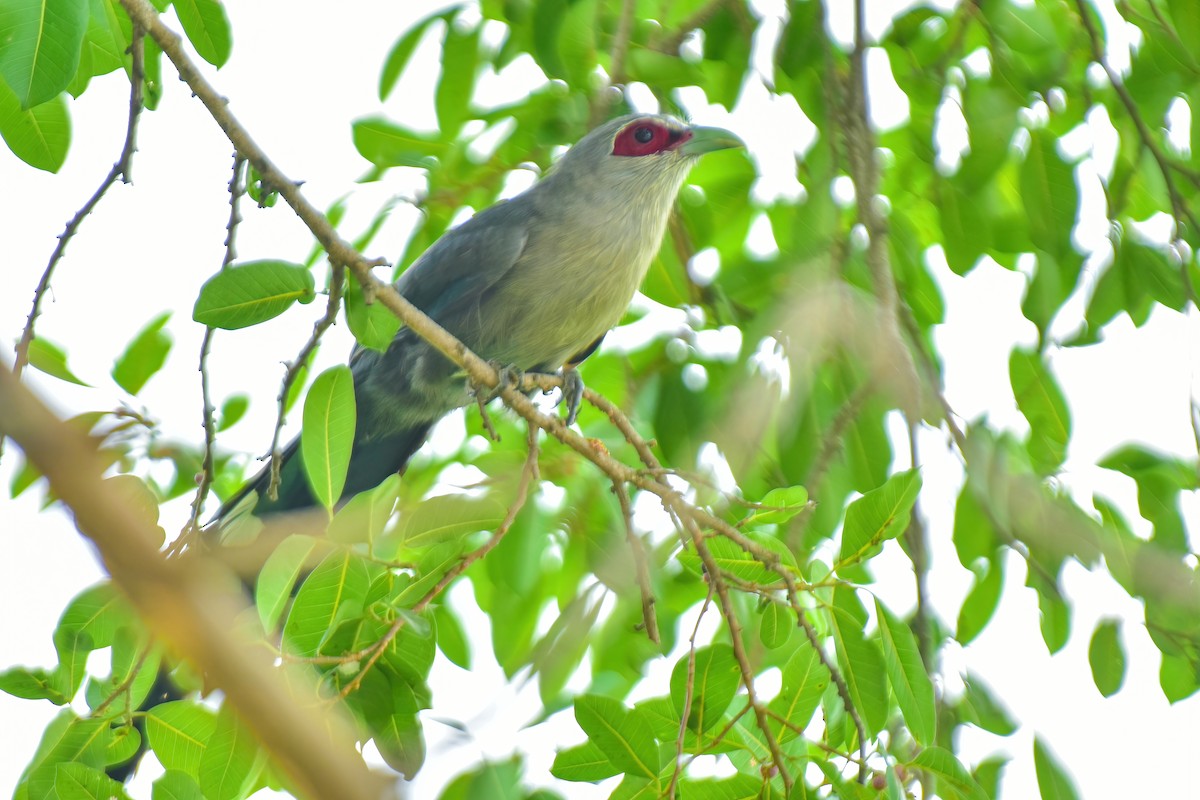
[
  {"xmin": 667, "ymin": 583, "xmax": 713, "ymax": 800},
  {"xmin": 614, "ymin": 479, "xmax": 661, "ymax": 643},
  {"xmin": 0, "ymin": 359, "xmax": 390, "ymax": 800}
]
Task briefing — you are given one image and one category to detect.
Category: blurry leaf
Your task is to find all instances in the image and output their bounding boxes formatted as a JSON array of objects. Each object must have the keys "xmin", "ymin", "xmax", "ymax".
[
  {"xmin": 112, "ymin": 312, "xmax": 172, "ymax": 395},
  {"xmin": 216, "ymin": 394, "xmax": 249, "ymax": 431},
  {"xmin": 574, "ymin": 694, "xmax": 659, "ymax": 779},
  {"xmin": 952, "ymin": 483, "xmax": 999, "ymax": 569},
  {"xmin": 255, "ymin": 534, "xmax": 321, "ymax": 632},
  {"xmin": 956, "ymin": 557, "xmax": 1003, "ymax": 645},
  {"xmin": 836, "ymin": 469, "xmax": 922, "ymax": 571},
  {"xmin": 960, "ymin": 673, "xmax": 1017, "ymax": 736},
  {"xmin": 1009, "ymin": 348, "xmax": 1071, "ymax": 474},
  {"xmin": 329, "ymin": 473, "xmax": 399, "ymax": 543},
  {"xmin": 875, "ymin": 599, "xmax": 936, "ymax": 745},
  {"xmin": 301, "ymin": 365, "xmax": 356, "ymax": 512},
  {"xmin": 352, "ymin": 116, "xmax": 446, "ymax": 168},
  {"xmin": 145, "ymin": 701, "xmax": 218, "ymax": 777},
  {"xmin": 0, "ymin": 62, "xmax": 71, "ymax": 172},
  {"xmin": 433, "ymin": 603, "xmax": 471, "ymax": 669},
  {"xmin": 0, "ymin": 0, "xmax": 87, "ymax": 107},
  {"xmin": 1020, "ymin": 131, "xmax": 1077, "ymax": 259},
  {"xmin": 669, "ymin": 644, "xmax": 740, "ymax": 733},
  {"xmin": 908, "ymin": 747, "xmax": 988, "ymax": 800},
  {"xmin": 192, "ymin": 261, "xmax": 315, "ymax": 330},
  {"xmin": 435, "ymin": 22, "xmax": 479, "ymax": 136},
  {"xmin": 173, "ymin": 0, "xmax": 232, "ymax": 67},
  {"xmin": 380, "ymin": 8, "xmax": 456, "ymax": 100},
  {"xmin": 1088, "ymin": 618, "xmax": 1126, "ymax": 697},
  {"xmin": 27, "ymin": 337, "xmax": 90, "ymax": 386},
  {"xmin": 1038, "ymin": 585, "xmax": 1070, "ymax": 654},
  {"xmin": 1033, "ymin": 737, "xmax": 1081, "ymax": 800},
  {"xmin": 373, "ymin": 711, "xmax": 425, "ymax": 779},
  {"xmin": 1167, "ymin": 0, "xmax": 1200, "ymax": 54}
]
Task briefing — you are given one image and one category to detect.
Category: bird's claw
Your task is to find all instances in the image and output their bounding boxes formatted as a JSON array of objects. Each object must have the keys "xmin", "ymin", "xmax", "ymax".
[{"xmin": 560, "ymin": 368, "xmax": 585, "ymax": 426}]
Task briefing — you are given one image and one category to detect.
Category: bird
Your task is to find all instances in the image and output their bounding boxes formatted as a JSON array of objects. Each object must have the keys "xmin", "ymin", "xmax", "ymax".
[
  {"xmin": 217, "ymin": 113, "xmax": 744, "ymax": 522},
  {"xmin": 107, "ymin": 112, "xmax": 742, "ymax": 785}
]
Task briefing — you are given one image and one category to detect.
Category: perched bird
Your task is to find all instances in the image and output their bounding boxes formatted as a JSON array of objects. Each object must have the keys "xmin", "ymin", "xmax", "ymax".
[
  {"xmin": 220, "ymin": 113, "xmax": 743, "ymax": 520},
  {"xmin": 107, "ymin": 114, "xmax": 742, "ymax": 784}
]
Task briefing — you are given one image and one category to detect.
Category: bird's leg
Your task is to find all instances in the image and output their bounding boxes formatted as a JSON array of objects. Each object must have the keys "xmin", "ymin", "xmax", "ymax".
[
  {"xmin": 468, "ymin": 362, "xmax": 525, "ymax": 442},
  {"xmin": 560, "ymin": 367, "xmax": 585, "ymax": 427}
]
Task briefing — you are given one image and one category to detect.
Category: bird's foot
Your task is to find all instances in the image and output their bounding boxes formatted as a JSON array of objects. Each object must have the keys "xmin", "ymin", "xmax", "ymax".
[
  {"xmin": 469, "ymin": 362, "xmax": 524, "ymax": 442},
  {"xmin": 560, "ymin": 367, "xmax": 585, "ymax": 427}
]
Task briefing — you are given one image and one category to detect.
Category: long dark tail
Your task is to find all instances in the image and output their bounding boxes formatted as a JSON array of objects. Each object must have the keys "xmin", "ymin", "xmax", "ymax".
[{"xmin": 214, "ymin": 421, "xmax": 435, "ymax": 521}]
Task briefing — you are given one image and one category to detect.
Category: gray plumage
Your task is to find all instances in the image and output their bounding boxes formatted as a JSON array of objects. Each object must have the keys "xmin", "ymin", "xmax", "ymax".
[{"xmin": 221, "ymin": 113, "xmax": 742, "ymax": 519}]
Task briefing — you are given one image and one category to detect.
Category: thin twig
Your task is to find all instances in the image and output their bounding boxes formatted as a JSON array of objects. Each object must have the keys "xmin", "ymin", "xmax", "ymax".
[
  {"xmin": 8, "ymin": 26, "xmax": 145, "ymax": 425},
  {"xmin": 181, "ymin": 155, "xmax": 246, "ymax": 544},
  {"xmin": 668, "ymin": 584, "xmax": 713, "ymax": 800},
  {"xmin": 266, "ymin": 264, "xmax": 352, "ymax": 500},
  {"xmin": 902, "ymin": 418, "xmax": 933, "ymax": 669},
  {"xmin": 614, "ymin": 481, "xmax": 660, "ymax": 643}
]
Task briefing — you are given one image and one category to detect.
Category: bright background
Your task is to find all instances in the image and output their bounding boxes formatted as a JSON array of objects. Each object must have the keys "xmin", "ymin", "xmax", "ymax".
[{"xmin": 2, "ymin": 1, "xmax": 1198, "ymax": 797}]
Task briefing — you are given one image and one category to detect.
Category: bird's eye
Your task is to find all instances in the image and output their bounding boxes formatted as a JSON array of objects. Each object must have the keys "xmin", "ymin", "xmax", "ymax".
[
  {"xmin": 612, "ymin": 120, "xmax": 680, "ymax": 157},
  {"xmin": 634, "ymin": 127, "xmax": 654, "ymax": 143}
]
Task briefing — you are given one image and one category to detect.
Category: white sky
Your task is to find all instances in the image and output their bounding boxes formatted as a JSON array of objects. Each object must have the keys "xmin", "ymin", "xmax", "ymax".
[{"xmin": 2, "ymin": 1, "xmax": 1198, "ymax": 798}]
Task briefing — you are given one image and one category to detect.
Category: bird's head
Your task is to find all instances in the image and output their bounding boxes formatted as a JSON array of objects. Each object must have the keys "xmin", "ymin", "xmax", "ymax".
[{"xmin": 549, "ymin": 114, "xmax": 744, "ymax": 203}]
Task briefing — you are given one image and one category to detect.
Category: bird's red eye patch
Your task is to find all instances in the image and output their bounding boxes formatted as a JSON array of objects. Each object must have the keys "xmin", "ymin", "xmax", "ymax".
[{"xmin": 612, "ymin": 120, "xmax": 691, "ymax": 157}]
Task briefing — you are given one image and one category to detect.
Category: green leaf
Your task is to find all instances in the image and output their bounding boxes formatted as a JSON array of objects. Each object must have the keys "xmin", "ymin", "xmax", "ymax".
[
  {"xmin": 836, "ymin": 469, "xmax": 922, "ymax": 571},
  {"xmin": 0, "ymin": 63, "xmax": 70, "ymax": 171},
  {"xmin": 112, "ymin": 312, "xmax": 172, "ymax": 395},
  {"xmin": 152, "ymin": 770, "xmax": 206, "ymax": 800},
  {"xmin": 1020, "ymin": 130, "xmax": 1077, "ymax": 260},
  {"xmin": 282, "ymin": 550, "xmax": 370, "ymax": 657},
  {"xmin": 301, "ymin": 365, "xmax": 356, "ymax": 511},
  {"xmin": 1168, "ymin": 0, "xmax": 1200, "ymax": 53},
  {"xmin": 1038, "ymin": 586, "xmax": 1070, "ymax": 654},
  {"xmin": 676, "ymin": 532, "xmax": 797, "ymax": 586},
  {"xmin": 952, "ymin": 483, "xmax": 999, "ymax": 568},
  {"xmin": 0, "ymin": 666, "xmax": 66, "ymax": 702},
  {"xmin": 669, "ymin": 644, "xmax": 740, "ymax": 733},
  {"xmin": 956, "ymin": 557, "xmax": 1004, "ymax": 645},
  {"xmin": 372, "ymin": 711, "xmax": 425, "ymax": 779},
  {"xmin": 398, "ymin": 494, "xmax": 505, "ymax": 547},
  {"xmin": 255, "ymin": 534, "xmax": 320, "ymax": 631},
  {"xmin": 173, "ymin": 0, "xmax": 232, "ymax": 67},
  {"xmin": 433, "ymin": 602, "xmax": 471, "ymax": 669},
  {"xmin": 960, "ymin": 673, "xmax": 1017, "ymax": 736},
  {"xmin": 828, "ymin": 587, "xmax": 888, "ymax": 736},
  {"xmin": 769, "ymin": 636, "xmax": 829, "ymax": 741},
  {"xmin": 328, "ymin": 473, "xmax": 399, "ymax": 543},
  {"xmin": 1033, "ymin": 737, "xmax": 1081, "ymax": 800},
  {"xmin": 351, "ymin": 116, "xmax": 445, "ymax": 168},
  {"xmin": 875, "ymin": 599, "xmax": 936, "ymax": 745},
  {"xmin": 379, "ymin": 8, "xmax": 456, "ymax": 100},
  {"xmin": 0, "ymin": 0, "xmax": 87, "ymax": 107},
  {"xmin": 434, "ymin": 21, "xmax": 478, "ymax": 137},
  {"xmin": 1009, "ymin": 348, "xmax": 1071, "ymax": 474},
  {"xmin": 192, "ymin": 261, "xmax": 315, "ymax": 330},
  {"xmin": 908, "ymin": 747, "xmax": 988, "ymax": 800},
  {"xmin": 745, "ymin": 485, "xmax": 809, "ymax": 526},
  {"xmin": 145, "ymin": 701, "xmax": 218, "ymax": 777},
  {"xmin": 53, "ymin": 762, "xmax": 131, "ymax": 800},
  {"xmin": 345, "ymin": 271, "xmax": 401, "ymax": 352},
  {"xmin": 1087, "ymin": 618, "xmax": 1126, "ymax": 697},
  {"xmin": 550, "ymin": 739, "xmax": 619, "ymax": 782},
  {"xmin": 217, "ymin": 393, "xmax": 249, "ymax": 431},
  {"xmin": 26, "ymin": 336, "xmax": 89, "ymax": 386},
  {"xmin": 197, "ymin": 702, "xmax": 262, "ymax": 800},
  {"xmin": 758, "ymin": 600, "xmax": 791, "ymax": 649},
  {"xmin": 573, "ymin": 694, "xmax": 659, "ymax": 779}
]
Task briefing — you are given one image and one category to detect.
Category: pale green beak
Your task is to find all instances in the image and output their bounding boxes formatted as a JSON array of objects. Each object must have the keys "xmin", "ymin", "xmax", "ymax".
[{"xmin": 680, "ymin": 125, "xmax": 744, "ymax": 156}]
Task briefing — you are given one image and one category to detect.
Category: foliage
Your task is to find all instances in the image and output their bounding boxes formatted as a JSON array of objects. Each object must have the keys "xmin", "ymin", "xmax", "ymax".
[{"xmin": 3, "ymin": 0, "xmax": 1200, "ymax": 799}]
